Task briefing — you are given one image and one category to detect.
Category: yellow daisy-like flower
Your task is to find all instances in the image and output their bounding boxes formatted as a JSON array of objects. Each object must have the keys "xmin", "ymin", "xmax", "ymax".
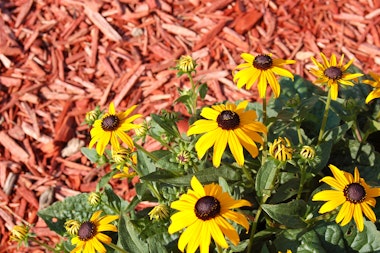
[
  {"xmin": 269, "ymin": 137, "xmax": 293, "ymax": 162},
  {"xmin": 89, "ymin": 102, "xmax": 141, "ymax": 155},
  {"xmin": 310, "ymin": 53, "xmax": 363, "ymax": 100},
  {"xmin": 65, "ymin": 220, "xmax": 81, "ymax": 236},
  {"xmin": 187, "ymin": 100, "xmax": 267, "ymax": 167},
  {"xmin": 148, "ymin": 204, "xmax": 170, "ymax": 221},
  {"xmin": 363, "ymin": 72, "xmax": 380, "ymax": 103},
  {"xmin": 312, "ymin": 164, "xmax": 380, "ymax": 232},
  {"xmin": 233, "ymin": 53, "xmax": 296, "ymax": 98},
  {"xmin": 9, "ymin": 224, "xmax": 30, "ymax": 244},
  {"xmin": 71, "ymin": 210, "xmax": 119, "ymax": 253},
  {"xmin": 168, "ymin": 176, "xmax": 251, "ymax": 253},
  {"xmin": 177, "ymin": 55, "xmax": 197, "ymax": 73}
]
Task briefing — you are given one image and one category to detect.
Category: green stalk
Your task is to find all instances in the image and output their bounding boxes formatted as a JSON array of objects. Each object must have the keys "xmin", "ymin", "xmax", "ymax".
[
  {"xmin": 187, "ymin": 73, "xmax": 198, "ymax": 117},
  {"xmin": 296, "ymin": 165, "xmax": 306, "ymax": 200},
  {"xmin": 247, "ymin": 195, "xmax": 268, "ymax": 253},
  {"xmin": 109, "ymin": 242, "xmax": 129, "ymax": 253},
  {"xmin": 30, "ymin": 238, "xmax": 57, "ymax": 252},
  {"xmin": 317, "ymin": 88, "xmax": 332, "ymax": 145},
  {"xmin": 247, "ymin": 162, "xmax": 282, "ymax": 252}
]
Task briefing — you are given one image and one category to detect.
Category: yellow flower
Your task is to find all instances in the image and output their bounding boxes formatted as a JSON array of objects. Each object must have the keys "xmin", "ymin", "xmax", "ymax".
[
  {"xmin": 300, "ymin": 145, "xmax": 316, "ymax": 159},
  {"xmin": 88, "ymin": 192, "xmax": 102, "ymax": 206},
  {"xmin": 111, "ymin": 146, "xmax": 137, "ymax": 179},
  {"xmin": 187, "ymin": 101, "xmax": 267, "ymax": 167},
  {"xmin": 310, "ymin": 53, "xmax": 363, "ymax": 100},
  {"xmin": 278, "ymin": 250, "xmax": 292, "ymax": 253},
  {"xmin": 89, "ymin": 102, "xmax": 141, "ymax": 155},
  {"xmin": 269, "ymin": 137, "xmax": 293, "ymax": 162},
  {"xmin": 177, "ymin": 55, "xmax": 196, "ymax": 73},
  {"xmin": 9, "ymin": 224, "xmax": 30, "ymax": 244},
  {"xmin": 168, "ymin": 176, "xmax": 251, "ymax": 253},
  {"xmin": 65, "ymin": 220, "xmax": 81, "ymax": 236},
  {"xmin": 148, "ymin": 204, "xmax": 170, "ymax": 220},
  {"xmin": 233, "ymin": 53, "xmax": 295, "ymax": 98},
  {"xmin": 363, "ymin": 72, "xmax": 380, "ymax": 103},
  {"xmin": 312, "ymin": 164, "xmax": 380, "ymax": 232},
  {"xmin": 71, "ymin": 210, "xmax": 118, "ymax": 253}
]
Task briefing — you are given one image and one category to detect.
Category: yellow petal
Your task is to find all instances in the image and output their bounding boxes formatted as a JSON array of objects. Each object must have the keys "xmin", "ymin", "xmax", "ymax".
[
  {"xmin": 212, "ymin": 130, "xmax": 228, "ymax": 167},
  {"xmin": 214, "ymin": 216, "xmax": 240, "ymax": 246},
  {"xmin": 91, "ymin": 236, "xmax": 107, "ymax": 253},
  {"xmin": 191, "ymin": 176, "xmax": 206, "ymax": 196},
  {"xmin": 266, "ymin": 71, "xmax": 281, "ymax": 98},
  {"xmin": 366, "ymin": 89, "xmax": 380, "ymax": 104},
  {"xmin": 353, "ymin": 204, "xmax": 364, "ymax": 232},
  {"xmin": 361, "ymin": 202, "xmax": 377, "ymax": 222},
  {"xmin": 328, "ymin": 164, "xmax": 350, "ymax": 186},
  {"xmin": 168, "ymin": 211, "xmax": 197, "ymax": 234},
  {"xmin": 109, "ymin": 102, "xmax": 116, "ymax": 114},
  {"xmin": 208, "ymin": 219, "xmax": 229, "ymax": 248},
  {"xmin": 228, "ymin": 131, "xmax": 244, "ymax": 166},
  {"xmin": 194, "ymin": 130, "xmax": 218, "ymax": 159},
  {"xmin": 187, "ymin": 120, "xmax": 218, "ymax": 135},
  {"xmin": 257, "ymin": 71, "xmax": 268, "ymax": 98}
]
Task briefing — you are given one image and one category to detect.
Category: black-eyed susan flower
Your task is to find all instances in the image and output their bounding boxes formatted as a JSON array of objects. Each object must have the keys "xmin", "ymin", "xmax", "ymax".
[
  {"xmin": 363, "ymin": 72, "xmax": 380, "ymax": 103},
  {"xmin": 300, "ymin": 145, "xmax": 316, "ymax": 160},
  {"xmin": 65, "ymin": 220, "xmax": 81, "ymax": 236},
  {"xmin": 88, "ymin": 192, "xmax": 102, "ymax": 206},
  {"xmin": 310, "ymin": 53, "xmax": 363, "ymax": 100},
  {"xmin": 9, "ymin": 224, "xmax": 30, "ymax": 245},
  {"xmin": 111, "ymin": 146, "xmax": 137, "ymax": 179},
  {"xmin": 71, "ymin": 210, "xmax": 118, "ymax": 253},
  {"xmin": 312, "ymin": 164, "xmax": 380, "ymax": 232},
  {"xmin": 233, "ymin": 53, "xmax": 295, "ymax": 98},
  {"xmin": 148, "ymin": 204, "xmax": 170, "ymax": 221},
  {"xmin": 176, "ymin": 55, "xmax": 197, "ymax": 74},
  {"xmin": 168, "ymin": 176, "xmax": 251, "ymax": 253},
  {"xmin": 187, "ymin": 100, "xmax": 267, "ymax": 167},
  {"xmin": 89, "ymin": 102, "xmax": 141, "ymax": 155},
  {"xmin": 269, "ymin": 137, "xmax": 293, "ymax": 162}
]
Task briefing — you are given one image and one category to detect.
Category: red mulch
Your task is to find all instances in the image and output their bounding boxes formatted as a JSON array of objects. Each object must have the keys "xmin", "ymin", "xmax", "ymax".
[{"xmin": 2, "ymin": 0, "xmax": 380, "ymax": 251}]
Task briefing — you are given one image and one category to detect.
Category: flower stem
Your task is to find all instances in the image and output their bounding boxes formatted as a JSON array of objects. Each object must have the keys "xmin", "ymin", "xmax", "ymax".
[
  {"xmin": 109, "ymin": 242, "xmax": 129, "ymax": 253},
  {"xmin": 317, "ymin": 88, "xmax": 332, "ymax": 145},
  {"xmin": 187, "ymin": 73, "xmax": 197, "ymax": 117},
  {"xmin": 297, "ymin": 165, "xmax": 306, "ymax": 200},
  {"xmin": 30, "ymin": 238, "xmax": 56, "ymax": 252},
  {"xmin": 247, "ymin": 162, "xmax": 282, "ymax": 252},
  {"xmin": 247, "ymin": 195, "xmax": 269, "ymax": 253}
]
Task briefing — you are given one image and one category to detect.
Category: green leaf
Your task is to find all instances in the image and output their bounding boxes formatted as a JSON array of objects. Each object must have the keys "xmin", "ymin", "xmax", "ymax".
[
  {"xmin": 261, "ymin": 200, "xmax": 308, "ymax": 228},
  {"xmin": 197, "ymin": 83, "xmax": 208, "ymax": 99},
  {"xmin": 81, "ymin": 147, "xmax": 100, "ymax": 163},
  {"xmin": 157, "ymin": 166, "xmax": 241, "ymax": 186},
  {"xmin": 255, "ymin": 157, "xmax": 281, "ymax": 198},
  {"xmin": 97, "ymin": 170, "xmax": 118, "ymax": 190},
  {"xmin": 38, "ymin": 193, "xmax": 110, "ymax": 236},
  {"xmin": 343, "ymin": 220, "xmax": 380, "ymax": 252},
  {"xmin": 269, "ymin": 178, "xmax": 300, "ymax": 204},
  {"xmin": 151, "ymin": 114, "xmax": 180, "ymax": 138},
  {"xmin": 104, "ymin": 184, "xmax": 122, "ymax": 212},
  {"xmin": 118, "ymin": 214, "xmax": 149, "ymax": 253}
]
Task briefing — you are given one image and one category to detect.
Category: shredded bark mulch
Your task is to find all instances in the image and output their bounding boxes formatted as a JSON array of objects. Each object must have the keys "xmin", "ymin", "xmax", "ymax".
[{"xmin": 2, "ymin": 0, "xmax": 380, "ymax": 251}]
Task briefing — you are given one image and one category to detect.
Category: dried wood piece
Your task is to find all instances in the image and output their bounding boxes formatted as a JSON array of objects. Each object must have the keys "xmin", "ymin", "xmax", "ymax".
[
  {"xmin": 84, "ymin": 6, "xmax": 122, "ymax": 42},
  {"xmin": 233, "ymin": 8, "xmax": 263, "ymax": 34},
  {"xmin": 0, "ymin": 131, "xmax": 29, "ymax": 163}
]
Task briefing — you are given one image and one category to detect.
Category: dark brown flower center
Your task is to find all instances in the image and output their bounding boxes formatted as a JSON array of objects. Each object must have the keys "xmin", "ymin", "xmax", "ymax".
[
  {"xmin": 253, "ymin": 55, "xmax": 273, "ymax": 70},
  {"xmin": 324, "ymin": 66, "xmax": 342, "ymax": 80},
  {"xmin": 78, "ymin": 221, "xmax": 96, "ymax": 241},
  {"xmin": 101, "ymin": 115, "xmax": 120, "ymax": 131},
  {"xmin": 217, "ymin": 110, "xmax": 240, "ymax": 130},
  {"xmin": 194, "ymin": 196, "xmax": 221, "ymax": 220},
  {"xmin": 344, "ymin": 183, "xmax": 366, "ymax": 204}
]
